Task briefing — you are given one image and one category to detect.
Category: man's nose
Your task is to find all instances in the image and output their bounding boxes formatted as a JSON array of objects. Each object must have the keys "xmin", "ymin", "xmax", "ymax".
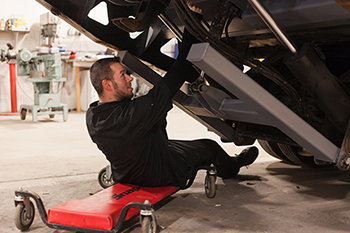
[{"xmin": 127, "ymin": 74, "xmax": 133, "ymax": 82}]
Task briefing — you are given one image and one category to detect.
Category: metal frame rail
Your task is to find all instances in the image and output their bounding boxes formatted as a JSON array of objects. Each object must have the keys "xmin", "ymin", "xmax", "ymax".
[{"xmin": 186, "ymin": 43, "xmax": 342, "ymax": 164}]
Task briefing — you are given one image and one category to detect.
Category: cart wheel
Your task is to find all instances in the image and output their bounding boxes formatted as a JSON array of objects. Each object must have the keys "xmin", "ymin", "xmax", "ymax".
[
  {"xmin": 14, "ymin": 201, "xmax": 35, "ymax": 231},
  {"xmin": 49, "ymin": 114, "xmax": 55, "ymax": 118},
  {"xmin": 141, "ymin": 215, "xmax": 157, "ymax": 233},
  {"xmin": 98, "ymin": 167, "xmax": 115, "ymax": 189},
  {"xmin": 205, "ymin": 174, "xmax": 216, "ymax": 198},
  {"xmin": 20, "ymin": 109, "xmax": 27, "ymax": 120}
]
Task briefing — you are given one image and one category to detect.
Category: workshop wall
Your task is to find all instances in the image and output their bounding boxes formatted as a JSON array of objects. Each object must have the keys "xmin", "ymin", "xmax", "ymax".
[{"xmin": 0, "ymin": 0, "xmax": 107, "ymax": 113}]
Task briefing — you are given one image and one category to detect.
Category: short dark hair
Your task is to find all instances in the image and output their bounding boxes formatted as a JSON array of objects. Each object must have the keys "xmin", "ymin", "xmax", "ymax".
[{"xmin": 90, "ymin": 57, "xmax": 121, "ymax": 95}]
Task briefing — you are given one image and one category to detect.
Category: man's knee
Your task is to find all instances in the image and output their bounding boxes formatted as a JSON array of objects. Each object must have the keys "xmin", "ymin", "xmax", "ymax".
[{"xmin": 196, "ymin": 139, "xmax": 221, "ymax": 149}]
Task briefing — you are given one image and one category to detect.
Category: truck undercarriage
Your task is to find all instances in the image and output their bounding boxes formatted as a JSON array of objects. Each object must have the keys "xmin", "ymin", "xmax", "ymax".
[{"xmin": 36, "ymin": 0, "xmax": 350, "ymax": 169}]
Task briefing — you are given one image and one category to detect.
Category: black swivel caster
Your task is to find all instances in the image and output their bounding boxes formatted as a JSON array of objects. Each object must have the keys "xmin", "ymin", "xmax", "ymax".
[
  {"xmin": 98, "ymin": 164, "xmax": 115, "ymax": 189},
  {"xmin": 14, "ymin": 188, "xmax": 35, "ymax": 231},
  {"xmin": 204, "ymin": 165, "xmax": 217, "ymax": 198}
]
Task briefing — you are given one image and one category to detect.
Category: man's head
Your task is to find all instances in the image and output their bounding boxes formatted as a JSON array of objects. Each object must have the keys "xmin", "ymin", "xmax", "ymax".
[{"xmin": 90, "ymin": 57, "xmax": 134, "ymax": 102}]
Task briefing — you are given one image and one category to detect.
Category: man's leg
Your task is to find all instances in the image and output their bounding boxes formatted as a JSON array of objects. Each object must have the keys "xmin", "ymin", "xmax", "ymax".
[{"xmin": 168, "ymin": 139, "xmax": 258, "ymax": 180}]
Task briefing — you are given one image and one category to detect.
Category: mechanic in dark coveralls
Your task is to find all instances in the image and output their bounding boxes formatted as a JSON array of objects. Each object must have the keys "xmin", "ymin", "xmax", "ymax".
[{"xmin": 86, "ymin": 2, "xmax": 259, "ymax": 189}]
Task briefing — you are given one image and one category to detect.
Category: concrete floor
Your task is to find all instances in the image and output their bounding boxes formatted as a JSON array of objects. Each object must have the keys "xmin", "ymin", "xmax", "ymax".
[{"xmin": 1, "ymin": 106, "xmax": 350, "ymax": 233}]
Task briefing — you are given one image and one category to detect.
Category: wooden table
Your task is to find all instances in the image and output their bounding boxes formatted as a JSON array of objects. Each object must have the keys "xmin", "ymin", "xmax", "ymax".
[{"xmin": 62, "ymin": 59, "xmax": 95, "ymax": 112}]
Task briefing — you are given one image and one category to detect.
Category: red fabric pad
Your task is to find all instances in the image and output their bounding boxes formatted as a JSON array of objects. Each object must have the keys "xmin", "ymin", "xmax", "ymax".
[{"xmin": 48, "ymin": 184, "xmax": 179, "ymax": 231}]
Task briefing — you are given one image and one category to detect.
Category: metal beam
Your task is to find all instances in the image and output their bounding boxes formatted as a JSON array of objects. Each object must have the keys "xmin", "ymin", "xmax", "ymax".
[{"xmin": 187, "ymin": 43, "xmax": 340, "ymax": 163}]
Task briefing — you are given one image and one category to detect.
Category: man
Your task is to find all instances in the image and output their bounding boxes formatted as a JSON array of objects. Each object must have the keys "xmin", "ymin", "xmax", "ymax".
[{"xmin": 86, "ymin": 2, "xmax": 259, "ymax": 189}]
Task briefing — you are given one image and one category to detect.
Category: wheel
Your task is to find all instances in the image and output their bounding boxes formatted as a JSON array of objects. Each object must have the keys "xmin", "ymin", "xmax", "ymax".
[
  {"xmin": 14, "ymin": 201, "xmax": 35, "ymax": 231},
  {"xmin": 258, "ymin": 139, "xmax": 293, "ymax": 164},
  {"xmin": 20, "ymin": 109, "xmax": 27, "ymax": 120},
  {"xmin": 277, "ymin": 143, "xmax": 333, "ymax": 168},
  {"xmin": 205, "ymin": 174, "xmax": 216, "ymax": 198},
  {"xmin": 141, "ymin": 215, "xmax": 157, "ymax": 233},
  {"xmin": 98, "ymin": 167, "xmax": 115, "ymax": 189},
  {"xmin": 49, "ymin": 114, "xmax": 55, "ymax": 118}
]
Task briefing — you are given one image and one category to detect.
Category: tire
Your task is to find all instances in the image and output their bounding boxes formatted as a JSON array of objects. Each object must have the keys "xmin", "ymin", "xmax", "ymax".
[
  {"xmin": 258, "ymin": 139, "xmax": 293, "ymax": 163},
  {"xmin": 141, "ymin": 215, "xmax": 157, "ymax": 233},
  {"xmin": 14, "ymin": 202, "xmax": 35, "ymax": 231},
  {"xmin": 277, "ymin": 143, "xmax": 333, "ymax": 168},
  {"xmin": 98, "ymin": 167, "xmax": 115, "ymax": 189},
  {"xmin": 20, "ymin": 109, "xmax": 27, "ymax": 120},
  {"xmin": 205, "ymin": 174, "xmax": 216, "ymax": 198}
]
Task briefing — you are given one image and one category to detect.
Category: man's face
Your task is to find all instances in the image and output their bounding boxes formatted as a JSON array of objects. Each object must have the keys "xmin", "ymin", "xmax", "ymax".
[{"xmin": 109, "ymin": 62, "xmax": 134, "ymax": 101}]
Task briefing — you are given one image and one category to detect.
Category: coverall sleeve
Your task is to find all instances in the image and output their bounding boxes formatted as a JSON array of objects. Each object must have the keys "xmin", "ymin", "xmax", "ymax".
[
  {"xmin": 128, "ymin": 13, "xmax": 201, "ymax": 133},
  {"xmin": 128, "ymin": 81, "xmax": 173, "ymax": 133}
]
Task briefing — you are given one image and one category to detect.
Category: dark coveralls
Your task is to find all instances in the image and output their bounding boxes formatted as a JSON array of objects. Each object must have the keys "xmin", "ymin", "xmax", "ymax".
[{"xmin": 86, "ymin": 20, "xmax": 241, "ymax": 189}]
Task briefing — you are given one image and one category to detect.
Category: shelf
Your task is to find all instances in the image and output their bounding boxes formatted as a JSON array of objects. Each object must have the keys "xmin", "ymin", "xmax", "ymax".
[{"xmin": 0, "ymin": 30, "xmax": 29, "ymax": 33}]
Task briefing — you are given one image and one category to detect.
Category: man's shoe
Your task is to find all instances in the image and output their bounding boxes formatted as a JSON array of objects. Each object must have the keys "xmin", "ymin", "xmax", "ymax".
[{"xmin": 236, "ymin": 146, "xmax": 259, "ymax": 167}]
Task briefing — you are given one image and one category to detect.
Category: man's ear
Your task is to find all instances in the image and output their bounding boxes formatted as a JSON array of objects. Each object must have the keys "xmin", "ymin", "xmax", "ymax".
[{"xmin": 102, "ymin": 79, "xmax": 113, "ymax": 91}]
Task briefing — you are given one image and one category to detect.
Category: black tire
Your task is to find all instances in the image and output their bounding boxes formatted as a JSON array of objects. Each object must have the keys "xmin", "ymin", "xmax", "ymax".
[
  {"xmin": 20, "ymin": 109, "xmax": 27, "ymax": 120},
  {"xmin": 98, "ymin": 167, "xmax": 115, "ymax": 189},
  {"xmin": 205, "ymin": 174, "xmax": 216, "ymax": 198},
  {"xmin": 141, "ymin": 215, "xmax": 157, "ymax": 233},
  {"xmin": 258, "ymin": 139, "xmax": 293, "ymax": 163},
  {"xmin": 14, "ymin": 202, "xmax": 35, "ymax": 231},
  {"xmin": 277, "ymin": 143, "xmax": 333, "ymax": 168}
]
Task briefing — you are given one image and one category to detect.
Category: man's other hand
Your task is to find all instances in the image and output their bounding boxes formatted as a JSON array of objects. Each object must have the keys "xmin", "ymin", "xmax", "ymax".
[{"xmin": 187, "ymin": 1, "xmax": 203, "ymax": 15}]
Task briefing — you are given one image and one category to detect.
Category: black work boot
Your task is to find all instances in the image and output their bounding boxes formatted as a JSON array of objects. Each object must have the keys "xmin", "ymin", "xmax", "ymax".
[{"xmin": 236, "ymin": 146, "xmax": 259, "ymax": 167}]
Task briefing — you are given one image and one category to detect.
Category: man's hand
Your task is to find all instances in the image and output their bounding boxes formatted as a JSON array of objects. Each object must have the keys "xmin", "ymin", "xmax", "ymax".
[{"xmin": 187, "ymin": 1, "xmax": 202, "ymax": 15}]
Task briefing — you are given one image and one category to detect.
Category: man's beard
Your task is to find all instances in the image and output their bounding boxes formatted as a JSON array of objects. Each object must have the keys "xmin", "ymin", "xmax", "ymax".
[{"xmin": 112, "ymin": 80, "xmax": 133, "ymax": 101}]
